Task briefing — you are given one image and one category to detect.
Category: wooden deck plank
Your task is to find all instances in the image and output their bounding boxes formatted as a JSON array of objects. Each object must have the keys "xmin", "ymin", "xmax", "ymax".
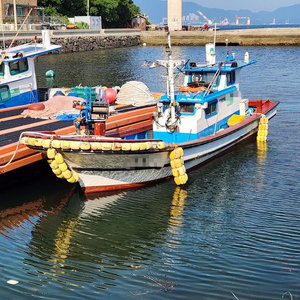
[
  {"xmin": 0, "ymin": 152, "xmax": 45, "ymax": 174},
  {"xmin": 0, "ymin": 119, "xmax": 59, "ymax": 135}
]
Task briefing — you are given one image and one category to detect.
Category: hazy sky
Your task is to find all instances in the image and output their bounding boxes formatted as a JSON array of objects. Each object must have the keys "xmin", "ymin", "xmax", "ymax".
[{"xmin": 188, "ymin": 0, "xmax": 300, "ymax": 12}]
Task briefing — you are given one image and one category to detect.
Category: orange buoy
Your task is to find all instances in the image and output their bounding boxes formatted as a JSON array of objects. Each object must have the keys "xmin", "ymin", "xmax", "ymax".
[{"xmin": 28, "ymin": 102, "xmax": 45, "ymax": 111}]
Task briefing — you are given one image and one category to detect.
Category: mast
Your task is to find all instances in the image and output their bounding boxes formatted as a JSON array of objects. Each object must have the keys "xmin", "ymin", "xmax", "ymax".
[{"xmin": 166, "ymin": 32, "xmax": 176, "ymax": 125}]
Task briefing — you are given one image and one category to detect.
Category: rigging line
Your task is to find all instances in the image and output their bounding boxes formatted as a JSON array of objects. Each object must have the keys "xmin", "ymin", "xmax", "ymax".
[{"xmin": 0, "ymin": 8, "xmax": 33, "ymax": 66}]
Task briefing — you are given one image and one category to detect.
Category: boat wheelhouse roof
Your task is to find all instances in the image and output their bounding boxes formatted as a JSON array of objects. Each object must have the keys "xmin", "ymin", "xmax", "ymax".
[
  {"xmin": 182, "ymin": 59, "xmax": 257, "ymax": 73},
  {"xmin": 0, "ymin": 43, "xmax": 61, "ymax": 62}
]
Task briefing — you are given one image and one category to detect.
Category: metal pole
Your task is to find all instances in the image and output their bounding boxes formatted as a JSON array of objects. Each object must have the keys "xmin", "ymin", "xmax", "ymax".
[{"xmin": 13, "ymin": 0, "xmax": 17, "ymax": 30}]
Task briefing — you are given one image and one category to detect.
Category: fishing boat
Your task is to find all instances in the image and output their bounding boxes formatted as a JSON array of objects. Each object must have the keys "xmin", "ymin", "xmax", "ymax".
[
  {"xmin": 20, "ymin": 34, "xmax": 279, "ymax": 194},
  {"xmin": 0, "ymin": 30, "xmax": 61, "ymax": 109}
]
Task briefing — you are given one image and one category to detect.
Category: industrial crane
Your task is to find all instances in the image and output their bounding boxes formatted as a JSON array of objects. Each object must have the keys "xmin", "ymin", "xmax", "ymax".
[
  {"xmin": 197, "ymin": 10, "xmax": 212, "ymax": 25},
  {"xmin": 235, "ymin": 15, "xmax": 250, "ymax": 25}
]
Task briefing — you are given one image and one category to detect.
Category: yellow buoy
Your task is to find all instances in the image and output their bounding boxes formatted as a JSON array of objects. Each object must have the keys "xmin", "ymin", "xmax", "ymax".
[
  {"xmin": 112, "ymin": 143, "xmax": 122, "ymax": 151},
  {"xmin": 50, "ymin": 160, "xmax": 59, "ymax": 169},
  {"xmin": 174, "ymin": 173, "xmax": 188, "ymax": 185},
  {"xmin": 91, "ymin": 142, "xmax": 102, "ymax": 151},
  {"xmin": 102, "ymin": 143, "xmax": 112, "ymax": 151},
  {"xmin": 47, "ymin": 148, "xmax": 57, "ymax": 159},
  {"xmin": 259, "ymin": 124, "xmax": 268, "ymax": 131},
  {"xmin": 172, "ymin": 165, "xmax": 186, "ymax": 177},
  {"xmin": 21, "ymin": 137, "xmax": 29, "ymax": 145},
  {"xmin": 62, "ymin": 169, "xmax": 72, "ymax": 179},
  {"xmin": 28, "ymin": 138, "xmax": 36, "ymax": 146},
  {"xmin": 139, "ymin": 143, "xmax": 146, "ymax": 151},
  {"xmin": 145, "ymin": 142, "xmax": 152, "ymax": 150},
  {"xmin": 61, "ymin": 141, "xmax": 71, "ymax": 150},
  {"xmin": 52, "ymin": 140, "xmax": 61, "ymax": 149},
  {"xmin": 55, "ymin": 153, "xmax": 64, "ymax": 164},
  {"xmin": 42, "ymin": 139, "xmax": 51, "ymax": 149},
  {"xmin": 170, "ymin": 158, "xmax": 184, "ymax": 169},
  {"xmin": 67, "ymin": 175, "xmax": 77, "ymax": 183},
  {"xmin": 131, "ymin": 143, "xmax": 140, "ymax": 151},
  {"xmin": 58, "ymin": 162, "xmax": 68, "ymax": 172},
  {"xmin": 121, "ymin": 143, "xmax": 131, "ymax": 151},
  {"xmin": 260, "ymin": 116, "xmax": 269, "ymax": 124},
  {"xmin": 169, "ymin": 147, "xmax": 183, "ymax": 160},
  {"xmin": 71, "ymin": 141, "xmax": 81, "ymax": 150},
  {"xmin": 52, "ymin": 168, "xmax": 62, "ymax": 176},
  {"xmin": 80, "ymin": 142, "xmax": 91, "ymax": 151},
  {"xmin": 34, "ymin": 138, "xmax": 43, "ymax": 147},
  {"xmin": 157, "ymin": 142, "xmax": 166, "ymax": 149}
]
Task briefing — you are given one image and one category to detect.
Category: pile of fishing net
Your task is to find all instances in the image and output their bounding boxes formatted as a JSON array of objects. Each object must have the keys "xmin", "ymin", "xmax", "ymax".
[
  {"xmin": 21, "ymin": 95, "xmax": 81, "ymax": 119},
  {"xmin": 116, "ymin": 81, "xmax": 157, "ymax": 106}
]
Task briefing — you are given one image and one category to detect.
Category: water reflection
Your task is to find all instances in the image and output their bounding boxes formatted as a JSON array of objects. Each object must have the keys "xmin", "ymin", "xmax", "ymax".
[
  {"xmin": 5, "ymin": 184, "xmax": 181, "ymax": 295},
  {"xmin": 169, "ymin": 186, "xmax": 187, "ymax": 227}
]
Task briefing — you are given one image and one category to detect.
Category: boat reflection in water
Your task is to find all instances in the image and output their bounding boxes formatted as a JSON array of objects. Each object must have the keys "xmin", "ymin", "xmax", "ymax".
[{"xmin": 0, "ymin": 178, "xmax": 188, "ymax": 297}]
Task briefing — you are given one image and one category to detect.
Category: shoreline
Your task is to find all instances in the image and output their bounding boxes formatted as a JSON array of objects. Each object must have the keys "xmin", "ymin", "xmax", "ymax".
[
  {"xmin": 141, "ymin": 28, "xmax": 300, "ymax": 46},
  {"xmin": 1, "ymin": 27, "xmax": 300, "ymax": 53}
]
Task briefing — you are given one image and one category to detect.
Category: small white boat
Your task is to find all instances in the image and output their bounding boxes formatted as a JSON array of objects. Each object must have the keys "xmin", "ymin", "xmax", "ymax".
[
  {"xmin": 21, "ymin": 34, "xmax": 279, "ymax": 194},
  {"xmin": 0, "ymin": 30, "xmax": 61, "ymax": 109}
]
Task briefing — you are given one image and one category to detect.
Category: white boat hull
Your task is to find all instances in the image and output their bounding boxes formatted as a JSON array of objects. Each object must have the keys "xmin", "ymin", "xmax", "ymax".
[{"xmin": 73, "ymin": 112, "xmax": 270, "ymax": 193}]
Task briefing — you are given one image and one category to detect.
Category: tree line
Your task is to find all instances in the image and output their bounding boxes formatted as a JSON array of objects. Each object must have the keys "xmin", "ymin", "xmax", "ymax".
[{"xmin": 37, "ymin": 0, "xmax": 141, "ymax": 28}]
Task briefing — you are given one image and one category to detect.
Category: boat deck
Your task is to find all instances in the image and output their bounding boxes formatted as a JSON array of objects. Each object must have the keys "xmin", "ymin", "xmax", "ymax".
[{"xmin": 0, "ymin": 105, "xmax": 75, "ymax": 175}]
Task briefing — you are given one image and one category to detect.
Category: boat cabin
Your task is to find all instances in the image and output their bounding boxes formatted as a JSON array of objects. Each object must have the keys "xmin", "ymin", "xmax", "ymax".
[
  {"xmin": 0, "ymin": 30, "xmax": 61, "ymax": 108},
  {"xmin": 153, "ymin": 48, "xmax": 257, "ymax": 144}
]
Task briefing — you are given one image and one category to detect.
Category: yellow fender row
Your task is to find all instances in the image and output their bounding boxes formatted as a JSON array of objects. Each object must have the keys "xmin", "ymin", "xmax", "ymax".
[
  {"xmin": 257, "ymin": 115, "xmax": 269, "ymax": 142},
  {"xmin": 21, "ymin": 137, "xmax": 171, "ymax": 152},
  {"xmin": 47, "ymin": 148, "xmax": 79, "ymax": 183},
  {"xmin": 169, "ymin": 147, "xmax": 188, "ymax": 185}
]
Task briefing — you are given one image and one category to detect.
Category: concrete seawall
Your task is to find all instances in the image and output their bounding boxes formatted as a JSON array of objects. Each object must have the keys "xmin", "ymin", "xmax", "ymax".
[
  {"xmin": 1, "ymin": 29, "xmax": 141, "ymax": 53},
  {"xmin": 1, "ymin": 28, "xmax": 300, "ymax": 53},
  {"xmin": 141, "ymin": 28, "xmax": 300, "ymax": 46}
]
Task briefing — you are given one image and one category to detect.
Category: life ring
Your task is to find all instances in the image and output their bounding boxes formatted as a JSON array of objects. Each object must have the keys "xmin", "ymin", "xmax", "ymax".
[
  {"xmin": 179, "ymin": 86, "xmax": 201, "ymax": 92},
  {"xmin": 188, "ymin": 81, "xmax": 209, "ymax": 87}
]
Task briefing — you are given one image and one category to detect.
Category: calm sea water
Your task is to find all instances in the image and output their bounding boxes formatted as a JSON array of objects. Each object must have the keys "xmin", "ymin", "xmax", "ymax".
[{"xmin": 1, "ymin": 45, "xmax": 300, "ymax": 299}]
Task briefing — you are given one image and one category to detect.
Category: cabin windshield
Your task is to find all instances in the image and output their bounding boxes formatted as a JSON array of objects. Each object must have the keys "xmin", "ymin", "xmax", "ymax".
[
  {"xmin": 9, "ymin": 58, "xmax": 28, "ymax": 75},
  {"xmin": 189, "ymin": 72, "xmax": 218, "ymax": 85}
]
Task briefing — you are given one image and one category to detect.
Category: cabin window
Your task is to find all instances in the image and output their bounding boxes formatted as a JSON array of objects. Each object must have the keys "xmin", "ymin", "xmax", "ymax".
[
  {"xmin": 190, "ymin": 72, "xmax": 203, "ymax": 83},
  {"xmin": 180, "ymin": 103, "xmax": 195, "ymax": 114},
  {"xmin": 9, "ymin": 58, "xmax": 28, "ymax": 75},
  {"xmin": 189, "ymin": 72, "xmax": 219, "ymax": 86},
  {"xmin": 227, "ymin": 71, "xmax": 235, "ymax": 85},
  {"xmin": 0, "ymin": 63, "xmax": 4, "ymax": 76},
  {"xmin": 205, "ymin": 100, "xmax": 218, "ymax": 118},
  {"xmin": 0, "ymin": 85, "xmax": 11, "ymax": 102}
]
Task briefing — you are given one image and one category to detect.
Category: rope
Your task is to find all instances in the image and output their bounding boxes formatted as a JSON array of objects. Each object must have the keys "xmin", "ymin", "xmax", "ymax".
[
  {"xmin": 0, "ymin": 8, "xmax": 33, "ymax": 66},
  {"xmin": 0, "ymin": 132, "xmax": 26, "ymax": 169}
]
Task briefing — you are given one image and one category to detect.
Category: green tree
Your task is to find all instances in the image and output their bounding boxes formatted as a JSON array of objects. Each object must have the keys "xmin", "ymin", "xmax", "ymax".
[
  {"xmin": 37, "ymin": 0, "xmax": 140, "ymax": 28},
  {"xmin": 38, "ymin": 0, "xmax": 86, "ymax": 16},
  {"xmin": 90, "ymin": 0, "xmax": 140, "ymax": 27}
]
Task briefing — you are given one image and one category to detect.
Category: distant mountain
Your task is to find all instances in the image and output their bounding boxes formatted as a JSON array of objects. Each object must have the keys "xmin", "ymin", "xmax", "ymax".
[{"xmin": 133, "ymin": 0, "xmax": 300, "ymax": 25}]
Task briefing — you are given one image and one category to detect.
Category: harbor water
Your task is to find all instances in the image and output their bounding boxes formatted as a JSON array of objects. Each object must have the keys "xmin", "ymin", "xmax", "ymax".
[{"xmin": 1, "ymin": 45, "xmax": 300, "ymax": 299}]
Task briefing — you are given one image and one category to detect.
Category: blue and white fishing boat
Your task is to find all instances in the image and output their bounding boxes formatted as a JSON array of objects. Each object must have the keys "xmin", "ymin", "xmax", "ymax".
[
  {"xmin": 21, "ymin": 34, "xmax": 279, "ymax": 194},
  {"xmin": 0, "ymin": 30, "xmax": 61, "ymax": 109}
]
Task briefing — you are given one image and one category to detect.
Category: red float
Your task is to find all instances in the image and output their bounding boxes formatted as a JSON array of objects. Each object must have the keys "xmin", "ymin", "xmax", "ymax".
[{"xmin": 101, "ymin": 88, "xmax": 117, "ymax": 104}]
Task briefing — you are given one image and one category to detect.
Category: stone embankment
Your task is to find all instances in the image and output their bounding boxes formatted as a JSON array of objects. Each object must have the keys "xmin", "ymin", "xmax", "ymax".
[
  {"xmin": 2, "ymin": 27, "xmax": 300, "ymax": 53},
  {"xmin": 141, "ymin": 28, "xmax": 300, "ymax": 46},
  {"xmin": 1, "ymin": 29, "xmax": 141, "ymax": 53}
]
